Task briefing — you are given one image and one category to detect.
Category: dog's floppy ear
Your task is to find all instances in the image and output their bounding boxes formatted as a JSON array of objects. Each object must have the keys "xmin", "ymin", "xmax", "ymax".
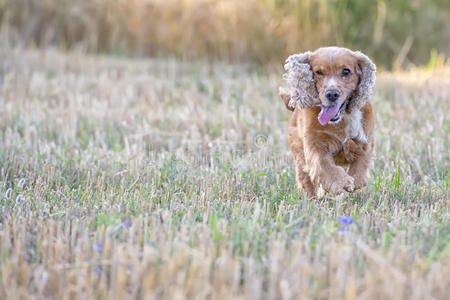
[
  {"xmin": 282, "ymin": 51, "xmax": 319, "ymax": 109},
  {"xmin": 349, "ymin": 51, "xmax": 376, "ymax": 111}
]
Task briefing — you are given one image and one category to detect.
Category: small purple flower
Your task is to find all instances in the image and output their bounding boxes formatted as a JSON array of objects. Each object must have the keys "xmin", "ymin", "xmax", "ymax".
[
  {"xmin": 339, "ymin": 216, "xmax": 354, "ymax": 225},
  {"xmin": 25, "ymin": 256, "xmax": 31, "ymax": 263},
  {"xmin": 122, "ymin": 221, "xmax": 131, "ymax": 229},
  {"xmin": 92, "ymin": 242, "xmax": 102, "ymax": 251}
]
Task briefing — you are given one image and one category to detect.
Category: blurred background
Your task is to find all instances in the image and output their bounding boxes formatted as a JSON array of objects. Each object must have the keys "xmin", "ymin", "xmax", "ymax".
[{"xmin": 0, "ymin": 0, "xmax": 449, "ymax": 70}]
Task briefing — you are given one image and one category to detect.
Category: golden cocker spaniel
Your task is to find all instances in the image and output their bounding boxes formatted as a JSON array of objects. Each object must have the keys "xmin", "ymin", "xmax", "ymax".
[{"xmin": 279, "ymin": 47, "xmax": 376, "ymax": 197}]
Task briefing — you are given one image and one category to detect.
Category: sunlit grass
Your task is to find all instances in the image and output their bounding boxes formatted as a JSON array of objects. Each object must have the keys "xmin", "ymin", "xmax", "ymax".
[
  {"xmin": 1, "ymin": 0, "xmax": 449, "ymax": 68},
  {"xmin": 0, "ymin": 49, "xmax": 449, "ymax": 299}
]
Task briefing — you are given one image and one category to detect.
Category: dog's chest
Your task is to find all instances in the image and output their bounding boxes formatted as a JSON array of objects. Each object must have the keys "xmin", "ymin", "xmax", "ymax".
[
  {"xmin": 333, "ymin": 111, "xmax": 367, "ymax": 165},
  {"xmin": 344, "ymin": 110, "xmax": 367, "ymax": 143}
]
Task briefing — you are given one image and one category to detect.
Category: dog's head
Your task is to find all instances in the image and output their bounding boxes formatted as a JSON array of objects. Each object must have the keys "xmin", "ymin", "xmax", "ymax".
[{"xmin": 283, "ymin": 47, "xmax": 376, "ymax": 125}]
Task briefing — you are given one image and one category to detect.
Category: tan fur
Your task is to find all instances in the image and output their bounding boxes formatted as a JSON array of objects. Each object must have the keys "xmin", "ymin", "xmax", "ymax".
[{"xmin": 280, "ymin": 47, "xmax": 376, "ymax": 197}]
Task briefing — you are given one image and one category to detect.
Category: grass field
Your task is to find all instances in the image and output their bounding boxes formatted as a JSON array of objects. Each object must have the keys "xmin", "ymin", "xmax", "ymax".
[{"xmin": 0, "ymin": 48, "xmax": 449, "ymax": 299}]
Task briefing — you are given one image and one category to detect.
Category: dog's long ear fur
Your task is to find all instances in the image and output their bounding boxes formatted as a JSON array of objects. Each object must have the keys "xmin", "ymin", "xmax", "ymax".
[
  {"xmin": 349, "ymin": 51, "xmax": 376, "ymax": 111},
  {"xmin": 282, "ymin": 51, "xmax": 319, "ymax": 109}
]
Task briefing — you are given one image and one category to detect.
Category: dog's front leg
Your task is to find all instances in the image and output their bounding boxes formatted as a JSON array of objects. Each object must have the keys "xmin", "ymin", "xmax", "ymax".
[
  {"xmin": 348, "ymin": 104, "xmax": 375, "ymax": 190},
  {"xmin": 304, "ymin": 140, "xmax": 355, "ymax": 194},
  {"xmin": 348, "ymin": 143, "xmax": 375, "ymax": 190}
]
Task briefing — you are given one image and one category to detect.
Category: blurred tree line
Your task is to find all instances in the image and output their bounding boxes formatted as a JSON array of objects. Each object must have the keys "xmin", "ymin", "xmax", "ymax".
[{"xmin": 0, "ymin": 0, "xmax": 448, "ymax": 69}]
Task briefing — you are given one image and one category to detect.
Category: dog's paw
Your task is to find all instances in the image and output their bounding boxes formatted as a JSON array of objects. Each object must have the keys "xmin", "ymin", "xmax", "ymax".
[
  {"xmin": 343, "ymin": 175, "xmax": 355, "ymax": 192},
  {"xmin": 326, "ymin": 173, "xmax": 354, "ymax": 195},
  {"xmin": 353, "ymin": 176, "xmax": 368, "ymax": 191}
]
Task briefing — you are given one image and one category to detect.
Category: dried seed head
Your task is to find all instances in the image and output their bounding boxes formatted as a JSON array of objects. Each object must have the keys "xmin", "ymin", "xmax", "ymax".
[
  {"xmin": 18, "ymin": 178, "xmax": 27, "ymax": 190},
  {"xmin": 5, "ymin": 188, "xmax": 12, "ymax": 199},
  {"xmin": 16, "ymin": 195, "xmax": 25, "ymax": 205}
]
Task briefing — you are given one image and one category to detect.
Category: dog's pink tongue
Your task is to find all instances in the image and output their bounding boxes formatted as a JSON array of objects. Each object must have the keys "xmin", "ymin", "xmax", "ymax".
[{"xmin": 318, "ymin": 104, "xmax": 340, "ymax": 125}]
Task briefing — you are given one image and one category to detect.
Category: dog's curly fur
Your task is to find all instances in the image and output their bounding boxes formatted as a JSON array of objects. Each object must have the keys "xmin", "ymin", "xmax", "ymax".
[{"xmin": 280, "ymin": 47, "xmax": 376, "ymax": 197}]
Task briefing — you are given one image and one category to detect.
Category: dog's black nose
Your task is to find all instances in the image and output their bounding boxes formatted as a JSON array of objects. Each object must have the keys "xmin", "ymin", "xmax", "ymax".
[{"xmin": 325, "ymin": 90, "xmax": 340, "ymax": 102}]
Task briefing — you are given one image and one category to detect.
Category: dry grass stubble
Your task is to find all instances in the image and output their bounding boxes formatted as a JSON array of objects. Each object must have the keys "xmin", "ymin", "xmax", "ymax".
[{"xmin": 0, "ymin": 49, "xmax": 449, "ymax": 299}]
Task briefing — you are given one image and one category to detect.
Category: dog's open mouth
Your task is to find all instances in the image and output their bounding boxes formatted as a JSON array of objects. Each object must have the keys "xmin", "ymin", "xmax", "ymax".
[{"xmin": 318, "ymin": 100, "xmax": 348, "ymax": 125}]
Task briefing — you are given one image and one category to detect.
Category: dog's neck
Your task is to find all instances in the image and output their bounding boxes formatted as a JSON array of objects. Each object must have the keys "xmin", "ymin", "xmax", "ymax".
[
  {"xmin": 314, "ymin": 105, "xmax": 367, "ymax": 145},
  {"xmin": 343, "ymin": 109, "xmax": 367, "ymax": 143}
]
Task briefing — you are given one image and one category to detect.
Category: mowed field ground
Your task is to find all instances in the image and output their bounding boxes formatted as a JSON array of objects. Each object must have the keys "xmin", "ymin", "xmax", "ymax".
[{"xmin": 0, "ymin": 49, "xmax": 449, "ymax": 299}]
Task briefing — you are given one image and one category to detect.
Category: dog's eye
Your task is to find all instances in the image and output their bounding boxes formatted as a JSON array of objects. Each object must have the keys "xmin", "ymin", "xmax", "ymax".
[
  {"xmin": 315, "ymin": 70, "xmax": 323, "ymax": 76},
  {"xmin": 342, "ymin": 68, "xmax": 351, "ymax": 76}
]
